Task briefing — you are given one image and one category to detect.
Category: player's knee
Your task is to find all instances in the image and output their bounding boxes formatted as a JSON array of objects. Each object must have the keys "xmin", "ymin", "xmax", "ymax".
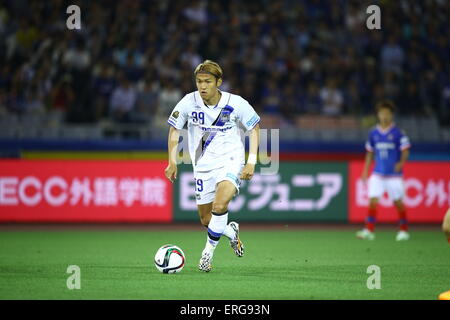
[{"xmin": 212, "ymin": 202, "xmax": 228, "ymax": 214}]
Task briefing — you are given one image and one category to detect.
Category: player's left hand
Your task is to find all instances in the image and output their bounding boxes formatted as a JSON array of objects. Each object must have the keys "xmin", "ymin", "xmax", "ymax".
[
  {"xmin": 240, "ymin": 163, "xmax": 255, "ymax": 180},
  {"xmin": 394, "ymin": 162, "xmax": 403, "ymax": 172}
]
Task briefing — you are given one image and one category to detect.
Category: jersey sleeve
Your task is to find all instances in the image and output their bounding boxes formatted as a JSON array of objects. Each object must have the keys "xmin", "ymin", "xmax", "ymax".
[
  {"xmin": 399, "ymin": 130, "xmax": 411, "ymax": 150},
  {"xmin": 167, "ymin": 94, "xmax": 190, "ymax": 130},
  {"xmin": 365, "ymin": 131, "xmax": 375, "ymax": 152},
  {"xmin": 237, "ymin": 97, "xmax": 260, "ymax": 131}
]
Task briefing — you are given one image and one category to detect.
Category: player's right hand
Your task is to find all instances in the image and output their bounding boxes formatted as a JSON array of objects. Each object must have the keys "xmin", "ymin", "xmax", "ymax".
[{"xmin": 164, "ymin": 163, "xmax": 177, "ymax": 183}]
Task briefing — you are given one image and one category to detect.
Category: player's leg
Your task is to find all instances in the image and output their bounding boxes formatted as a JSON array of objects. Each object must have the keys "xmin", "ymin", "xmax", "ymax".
[
  {"xmin": 357, "ymin": 174, "xmax": 382, "ymax": 240},
  {"xmin": 443, "ymin": 208, "xmax": 450, "ymax": 243},
  {"xmin": 197, "ymin": 201, "xmax": 237, "ymax": 243},
  {"xmin": 198, "ymin": 202, "xmax": 212, "ymax": 227},
  {"xmin": 388, "ymin": 177, "xmax": 409, "ymax": 241},
  {"xmin": 198, "ymin": 180, "xmax": 237, "ymax": 272},
  {"xmin": 393, "ymin": 199, "xmax": 409, "ymax": 240},
  {"xmin": 194, "ymin": 171, "xmax": 219, "ymax": 272},
  {"xmin": 213, "ymin": 180, "xmax": 244, "ymax": 257},
  {"xmin": 366, "ymin": 197, "xmax": 379, "ymax": 232},
  {"xmin": 214, "ymin": 162, "xmax": 245, "ymax": 257},
  {"xmin": 206, "ymin": 180, "xmax": 237, "ymax": 251},
  {"xmin": 357, "ymin": 197, "xmax": 378, "ymax": 240}
]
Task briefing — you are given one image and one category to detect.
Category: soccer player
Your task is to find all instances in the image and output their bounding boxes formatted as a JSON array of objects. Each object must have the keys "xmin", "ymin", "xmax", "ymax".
[
  {"xmin": 356, "ymin": 100, "xmax": 411, "ymax": 241},
  {"xmin": 443, "ymin": 208, "xmax": 450, "ymax": 243},
  {"xmin": 164, "ymin": 60, "xmax": 260, "ymax": 272}
]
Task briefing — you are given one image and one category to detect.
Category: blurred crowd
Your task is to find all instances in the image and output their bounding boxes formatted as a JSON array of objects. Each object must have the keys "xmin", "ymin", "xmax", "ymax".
[{"xmin": 0, "ymin": 0, "xmax": 449, "ymax": 129}]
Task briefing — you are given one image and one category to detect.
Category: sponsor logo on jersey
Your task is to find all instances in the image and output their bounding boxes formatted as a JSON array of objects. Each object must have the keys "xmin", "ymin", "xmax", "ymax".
[
  {"xmin": 195, "ymin": 193, "xmax": 201, "ymax": 200},
  {"xmin": 199, "ymin": 126, "xmax": 232, "ymax": 132},
  {"xmin": 375, "ymin": 142, "xmax": 395, "ymax": 149},
  {"xmin": 172, "ymin": 111, "xmax": 179, "ymax": 119}
]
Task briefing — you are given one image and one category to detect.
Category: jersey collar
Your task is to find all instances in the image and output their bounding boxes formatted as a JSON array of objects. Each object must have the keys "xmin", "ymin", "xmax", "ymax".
[
  {"xmin": 376, "ymin": 123, "xmax": 395, "ymax": 134},
  {"xmin": 194, "ymin": 90, "xmax": 230, "ymax": 110}
]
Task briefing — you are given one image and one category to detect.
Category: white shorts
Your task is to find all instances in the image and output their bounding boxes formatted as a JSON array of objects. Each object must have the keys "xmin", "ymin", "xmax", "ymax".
[
  {"xmin": 368, "ymin": 174, "xmax": 404, "ymax": 201},
  {"xmin": 193, "ymin": 161, "xmax": 244, "ymax": 205}
]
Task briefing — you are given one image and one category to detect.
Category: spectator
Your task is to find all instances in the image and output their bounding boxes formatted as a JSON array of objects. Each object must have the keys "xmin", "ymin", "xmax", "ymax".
[
  {"xmin": 123, "ymin": 54, "xmax": 144, "ymax": 83},
  {"xmin": 346, "ymin": 82, "xmax": 362, "ymax": 115},
  {"xmin": 398, "ymin": 82, "xmax": 423, "ymax": 115},
  {"xmin": 62, "ymin": 39, "xmax": 91, "ymax": 72},
  {"xmin": 181, "ymin": 43, "xmax": 202, "ymax": 70},
  {"xmin": 183, "ymin": 0, "xmax": 208, "ymax": 25},
  {"xmin": 381, "ymin": 35, "xmax": 405, "ymax": 74},
  {"xmin": 319, "ymin": 78, "xmax": 344, "ymax": 116},
  {"xmin": 92, "ymin": 63, "xmax": 116, "ymax": 120},
  {"xmin": 261, "ymin": 79, "xmax": 282, "ymax": 115},
  {"xmin": 49, "ymin": 77, "xmax": 75, "ymax": 113},
  {"xmin": 157, "ymin": 78, "xmax": 182, "ymax": 118},
  {"xmin": 14, "ymin": 18, "xmax": 39, "ymax": 59},
  {"xmin": 302, "ymin": 83, "xmax": 322, "ymax": 114},
  {"xmin": 136, "ymin": 77, "xmax": 158, "ymax": 120},
  {"xmin": 109, "ymin": 77, "xmax": 137, "ymax": 123},
  {"xmin": 24, "ymin": 84, "xmax": 45, "ymax": 115}
]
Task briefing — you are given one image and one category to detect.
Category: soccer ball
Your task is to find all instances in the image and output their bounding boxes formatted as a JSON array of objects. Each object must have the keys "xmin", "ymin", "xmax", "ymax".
[{"xmin": 154, "ymin": 244, "xmax": 185, "ymax": 274}]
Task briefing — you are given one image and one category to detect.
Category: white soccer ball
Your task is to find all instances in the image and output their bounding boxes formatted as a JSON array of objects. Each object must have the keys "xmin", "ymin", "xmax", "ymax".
[{"xmin": 154, "ymin": 244, "xmax": 185, "ymax": 274}]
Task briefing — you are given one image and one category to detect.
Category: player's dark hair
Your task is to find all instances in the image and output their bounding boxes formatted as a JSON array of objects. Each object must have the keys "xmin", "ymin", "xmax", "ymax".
[{"xmin": 375, "ymin": 100, "xmax": 396, "ymax": 113}]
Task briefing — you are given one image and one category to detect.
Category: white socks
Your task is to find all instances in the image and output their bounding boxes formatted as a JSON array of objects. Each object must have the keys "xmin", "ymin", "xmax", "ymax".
[{"xmin": 204, "ymin": 211, "xmax": 228, "ymax": 253}]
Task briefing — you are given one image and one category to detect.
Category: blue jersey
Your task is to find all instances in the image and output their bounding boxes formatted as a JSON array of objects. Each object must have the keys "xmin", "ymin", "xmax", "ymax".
[{"xmin": 365, "ymin": 124, "xmax": 411, "ymax": 176}]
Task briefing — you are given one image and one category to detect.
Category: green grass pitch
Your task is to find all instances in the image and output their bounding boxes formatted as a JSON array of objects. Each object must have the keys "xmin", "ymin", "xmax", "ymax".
[{"xmin": 0, "ymin": 227, "xmax": 448, "ymax": 300}]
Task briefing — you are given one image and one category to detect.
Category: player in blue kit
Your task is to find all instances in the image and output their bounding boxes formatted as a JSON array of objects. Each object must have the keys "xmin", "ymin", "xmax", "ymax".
[{"xmin": 357, "ymin": 100, "xmax": 411, "ymax": 241}]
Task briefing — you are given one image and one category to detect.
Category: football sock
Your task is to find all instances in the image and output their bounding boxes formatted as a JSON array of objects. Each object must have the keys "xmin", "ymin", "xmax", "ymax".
[
  {"xmin": 397, "ymin": 208, "xmax": 408, "ymax": 231},
  {"xmin": 399, "ymin": 219, "xmax": 408, "ymax": 231},
  {"xmin": 365, "ymin": 208, "xmax": 377, "ymax": 232},
  {"xmin": 204, "ymin": 218, "xmax": 235, "ymax": 240},
  {"xmin": 204, "ymin": 211, "xmax": 228, "ymax": 252}
]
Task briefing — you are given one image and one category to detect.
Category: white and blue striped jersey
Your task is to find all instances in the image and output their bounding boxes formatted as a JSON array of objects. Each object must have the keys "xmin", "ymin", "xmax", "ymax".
[{"xmin": 167, "ymin": 90, "xmax": 260, "ymax": 171}]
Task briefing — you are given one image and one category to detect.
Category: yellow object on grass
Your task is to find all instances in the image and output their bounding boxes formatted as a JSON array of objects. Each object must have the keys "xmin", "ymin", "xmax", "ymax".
[{"xmin": 438, "ymin": 290, "xmax": 450, "ymax": 300}]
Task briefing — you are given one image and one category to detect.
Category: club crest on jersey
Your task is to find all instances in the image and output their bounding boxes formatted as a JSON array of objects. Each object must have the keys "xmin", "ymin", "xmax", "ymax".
[
  {"xmin": 220, "ymin": 113, "xmax": 230, "ymax": 123},
  {"xmin": 171, "ymin": 111, "xmax": 179, "ymax": 119}
]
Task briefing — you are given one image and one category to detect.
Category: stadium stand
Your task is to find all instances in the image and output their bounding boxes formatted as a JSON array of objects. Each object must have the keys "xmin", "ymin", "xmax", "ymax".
[{"xmin": 0, "ymin": 0, "xmax": 449, "ymax": 143}]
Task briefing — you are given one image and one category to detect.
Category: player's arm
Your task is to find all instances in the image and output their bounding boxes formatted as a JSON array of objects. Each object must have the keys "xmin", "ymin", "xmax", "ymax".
[
  {"xmin": 240, "ymin": 123, "xmax": 260, "ymax": 180},
  {"xmin": 362, "ymin": 134, "xmax": 374, "ymax": 182},
  {"xmin": 164, "ymin": 126, "xmax": 180, "ymax": 183},
  {"xmin": 395, "ymin": 148, "xmax": 409, "ymax": 172},
  {"xmin": 362, "ymin": 151, "xmax": 373, "ymax": 182},
  {"xmin": 395, "ymin": 133, "xmax": 411, "ymax": 172}
]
